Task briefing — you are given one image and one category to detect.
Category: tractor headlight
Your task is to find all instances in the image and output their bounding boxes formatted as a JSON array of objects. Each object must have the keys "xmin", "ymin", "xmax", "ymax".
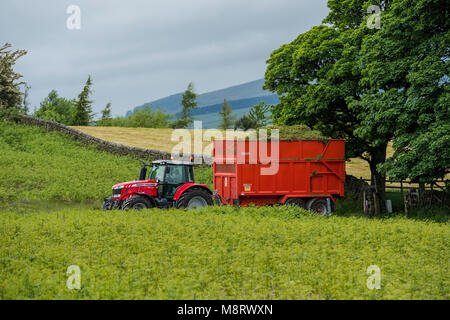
[{"xmin": 112, "ymin": 186, "xmax": 124, "ymax": 196}]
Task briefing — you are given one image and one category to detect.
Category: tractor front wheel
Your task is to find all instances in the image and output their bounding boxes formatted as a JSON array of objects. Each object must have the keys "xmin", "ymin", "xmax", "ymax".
[
  {"xmin": 121, "ymin": 196, "xmax": 154, "ymax": 210},
  {"xmin": 176, "ymin": 188, "xmax": 213, "ymax": 209}
]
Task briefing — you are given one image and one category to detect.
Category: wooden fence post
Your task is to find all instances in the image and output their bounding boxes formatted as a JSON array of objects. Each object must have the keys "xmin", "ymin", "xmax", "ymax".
[
  {"xmin": 373, "ymin": 192, "xmax": 381, "ymax": 215},
  {"xmin": 404, "ymin": 193, "xmax": 408, "ymax": 217}
]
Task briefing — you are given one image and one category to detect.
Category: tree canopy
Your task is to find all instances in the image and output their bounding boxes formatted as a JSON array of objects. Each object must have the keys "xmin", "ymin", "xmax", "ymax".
[
  {"xmin": 100, "ymin": 102, "xmax": 112, "ymax": 121},
  {"xmin": 171, "ymin": 82, "xmax": 198, "ymax": 129},
  {"xmin": 0, "ymin": 43, "xmax": 27, "ymax": 118},
  {"xmin": 248, "ymin": 102, "xmax": 270, "ymax": 128},
  {"xmin": 234, "ymin": 114, "xmax": 258, "ymax": 131},
  {"xmin": 357, "ymin": 0, "xmax": 449, "ymax": 182},
  {"xmin": 264, "ymin": 0, "xmax": 448, "ymax": 193},
  {"xmin": 34, "ymin": 90, "xmax": 75, "ymax": 125},
  {"xmin": 110, "ymin": 105, "xmax": 173, "ymax": 128}
]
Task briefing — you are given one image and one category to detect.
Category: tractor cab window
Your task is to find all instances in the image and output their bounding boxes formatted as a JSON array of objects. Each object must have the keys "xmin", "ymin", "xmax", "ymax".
[
  {"xmin": 150, "ymin": 165, "xmax": 166, "ymax": 181},
  {"xmin": 165, "ymin": 165, "xmax": 185, "ymax": 184}
]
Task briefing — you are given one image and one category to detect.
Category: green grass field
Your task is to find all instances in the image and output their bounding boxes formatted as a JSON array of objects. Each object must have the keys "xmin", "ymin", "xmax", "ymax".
[
  {"xmin": 1, "ymin": 206, "xmax": 448, "ymax": 299},
  {"xmin": 0, "ymin": 120, "xmax": 448, "ymax": 300}
]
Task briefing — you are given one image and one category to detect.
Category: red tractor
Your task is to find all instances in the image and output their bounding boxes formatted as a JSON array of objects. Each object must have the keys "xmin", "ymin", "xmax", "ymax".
[{"xmin": 103, "ymin": 160, "xmax": 213, "ymax": 210}]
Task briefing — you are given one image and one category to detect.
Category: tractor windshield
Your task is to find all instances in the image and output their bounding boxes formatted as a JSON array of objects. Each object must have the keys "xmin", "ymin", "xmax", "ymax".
[{"xmin": 150, "ymin": 165, "xmax": 165, "ymax": 181}]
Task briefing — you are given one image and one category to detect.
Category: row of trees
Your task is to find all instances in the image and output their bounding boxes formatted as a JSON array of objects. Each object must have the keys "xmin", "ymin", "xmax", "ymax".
[
  {"xmin": 33, "ymin": 76, "xmax": 97, "ymax": 126},
  {"xmin": 33, "ymin": 77, "xmax": 173, "ymax": 128},
  {"xmin": 32, "ymin": 80, "xmax": 198, "ymax": 129},
  {"xmin": 98, "ymin": 105, "xmax": 172, "ymax": 128},
  {"xmin": 264, "ymin": 0, "xmax": 449, "ymax": 195}
]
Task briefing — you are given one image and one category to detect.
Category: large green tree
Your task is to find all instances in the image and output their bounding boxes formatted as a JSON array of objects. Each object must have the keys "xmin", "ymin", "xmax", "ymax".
[
  {"xmin": 264, "ymin": 23, "xmax": 390, "ymax": 193},
  {"xmin": 264, "ymin": 0, "xmax": 448, "ymax": 195},
  {"xmin": 34, "ymin": 90, "xmax": 75, "ymax": 125},
  {"xmin": 0, "ymin": 43, "xmax": 27, "ymax": 117},
  {"xmin": 72, "ymin": 76, "xmax": 94, "ymax": 126},
  {"xmin": 355, "ymin": 0, "xmax": 449, "ymax": 182}
]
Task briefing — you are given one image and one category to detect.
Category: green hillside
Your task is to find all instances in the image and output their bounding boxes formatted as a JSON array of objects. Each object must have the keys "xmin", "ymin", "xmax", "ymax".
[
  {"xmin": 0, "ymin": 121, "xmax": 212, "ymax": 203},
  {"xmin": 0, "ymin": 121, "xmax": 138, "ymax": 202}
]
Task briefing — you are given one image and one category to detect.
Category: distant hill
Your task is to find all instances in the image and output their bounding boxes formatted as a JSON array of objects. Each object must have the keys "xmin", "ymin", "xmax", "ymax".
[
  {"xmin": 179, "ymin": 95, "xmax": 279, "ymax": 128},
  {"xmin": 184, "ymin": 95, "xmax": 279, "ymax": 117},
  {"xmin": 126, "ymin": 79, "xmax": 275, "ymax": 116}
]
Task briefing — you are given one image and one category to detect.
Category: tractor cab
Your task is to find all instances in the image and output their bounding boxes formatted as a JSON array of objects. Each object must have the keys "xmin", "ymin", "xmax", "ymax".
[
  {"xmin": 103, "ymin": 159, "xmax": 213, "ymax": 210},
  {"xmin": 148, "ymin": 160, "xmax": 195, "ymax": 200}
]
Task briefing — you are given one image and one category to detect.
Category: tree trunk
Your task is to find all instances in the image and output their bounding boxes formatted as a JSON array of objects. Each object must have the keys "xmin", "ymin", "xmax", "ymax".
[
  {"xmin": 368, "ymin": 144, "xmax": 387, "ymax": 198},
  {"xmin": 418, "ymin": 182, "xmax": 425, "ymax": 207}
]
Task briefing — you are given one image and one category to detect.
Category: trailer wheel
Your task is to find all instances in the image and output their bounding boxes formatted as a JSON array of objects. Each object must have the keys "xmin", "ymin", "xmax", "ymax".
[
  {"xmin": 176, "ymin": 188, "xmax": 213, "ymax": 209},
  {"xmin": 307, "ymin": 198, "xmax": 332, "ymax": 216},
  {"xmin": 122, "ymin": 196, "xmax": 154, "ymax": 210},
  {"xmin": 285, "ymin": 198, "xmax": 306, "ymax": 209}
]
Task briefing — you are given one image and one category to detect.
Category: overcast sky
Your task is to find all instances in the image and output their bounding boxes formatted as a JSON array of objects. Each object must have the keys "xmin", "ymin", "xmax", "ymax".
[{"xmin": 1, "ymin": 0, "xmax": 329, "ymax": 117}]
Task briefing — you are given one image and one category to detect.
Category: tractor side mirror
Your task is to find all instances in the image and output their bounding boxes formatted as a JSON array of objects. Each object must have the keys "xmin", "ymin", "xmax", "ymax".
[{"xmin": 139, "ymin": 166, "xmax": 147, "ymax": 181}]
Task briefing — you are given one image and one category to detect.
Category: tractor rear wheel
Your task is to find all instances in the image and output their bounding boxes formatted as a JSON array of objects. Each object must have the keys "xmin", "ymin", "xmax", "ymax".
[
  {"xmin": 121, "ymin": 196, "xmax": 154, "ymax": 210},
  {"xmin": 176, "ymin": 188, "xmax": 213, "ymax": 209},
  {"xmin": 285, "ymin": 198, "xmax": 306, "ymax": 209}
]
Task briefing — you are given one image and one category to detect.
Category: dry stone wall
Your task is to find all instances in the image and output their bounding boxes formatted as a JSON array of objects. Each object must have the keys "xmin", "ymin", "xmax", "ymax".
[{"xmin": 16, "ymin": 115, "xmax": 213, "ymax": 162}]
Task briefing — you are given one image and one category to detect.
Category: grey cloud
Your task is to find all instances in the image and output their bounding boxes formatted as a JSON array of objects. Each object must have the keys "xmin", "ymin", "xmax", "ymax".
[{"xmin": 0, "ymin": 0, "xmax": 329, "ymax": 116}]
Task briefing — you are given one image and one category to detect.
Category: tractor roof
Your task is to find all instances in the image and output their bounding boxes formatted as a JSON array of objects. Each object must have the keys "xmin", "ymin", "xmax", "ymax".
[{"xmin": 151, "ymin": 160, "xmax": 195, "ymax": 166}]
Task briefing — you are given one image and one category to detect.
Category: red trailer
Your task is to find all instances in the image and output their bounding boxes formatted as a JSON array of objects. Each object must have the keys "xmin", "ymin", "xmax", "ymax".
[{"xmin": 213, "ymin": 139, "xmax": 345, "ymax": 214}]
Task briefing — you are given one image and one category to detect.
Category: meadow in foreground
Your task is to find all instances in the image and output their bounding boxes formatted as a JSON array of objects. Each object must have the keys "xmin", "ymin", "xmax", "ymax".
[{"xmin": 0, "ymin": 205, "xmax": 448, "ymax": 300}]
